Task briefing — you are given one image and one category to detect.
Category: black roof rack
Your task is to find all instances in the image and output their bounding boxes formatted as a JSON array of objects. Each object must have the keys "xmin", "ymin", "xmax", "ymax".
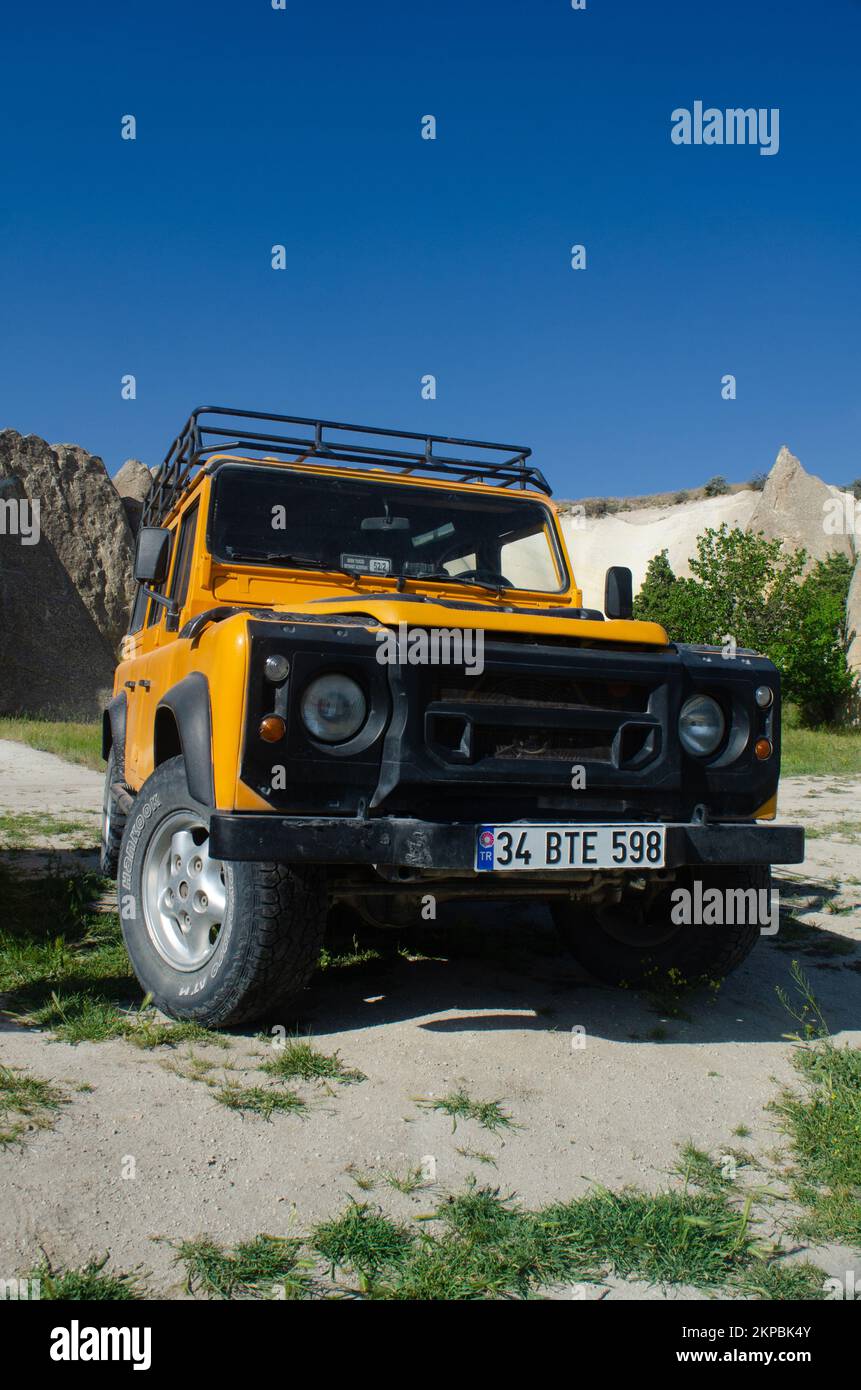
[{"xmin": 141, "ymin": 406, "xmax": 549, "ymax": 527}]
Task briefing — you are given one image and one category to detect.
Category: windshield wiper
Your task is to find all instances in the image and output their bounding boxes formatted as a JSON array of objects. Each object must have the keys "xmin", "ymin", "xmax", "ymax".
[
  {"xmin": 422, "ymin": 570, "xmax": 505, "ymax": 596},
  {"xmin": 224, "ymin": 546, "xmax": 354, "ymax": 576}
]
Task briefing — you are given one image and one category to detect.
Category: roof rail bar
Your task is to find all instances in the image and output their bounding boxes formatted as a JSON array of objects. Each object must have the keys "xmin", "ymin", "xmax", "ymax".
[{"xmin": 141, "ymin": 406, "xmax": 548, "ymax": 526}]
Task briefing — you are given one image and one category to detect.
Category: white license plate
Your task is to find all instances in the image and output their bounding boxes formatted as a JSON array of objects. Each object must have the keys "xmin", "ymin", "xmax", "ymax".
[{"xmin": 475, "ymin": 823, "xmax": 666, "ymax": 872}]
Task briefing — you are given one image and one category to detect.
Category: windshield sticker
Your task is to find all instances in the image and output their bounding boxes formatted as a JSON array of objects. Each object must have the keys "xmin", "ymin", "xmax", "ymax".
[{"xmin": 341, "ymin": 553, "xmax": 392, "ymax": 575}]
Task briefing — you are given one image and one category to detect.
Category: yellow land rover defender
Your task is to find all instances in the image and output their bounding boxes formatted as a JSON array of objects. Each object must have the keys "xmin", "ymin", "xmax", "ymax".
[{"xmin": 102, "ymin": 407, "xmax": 803, "ymax": 1026}]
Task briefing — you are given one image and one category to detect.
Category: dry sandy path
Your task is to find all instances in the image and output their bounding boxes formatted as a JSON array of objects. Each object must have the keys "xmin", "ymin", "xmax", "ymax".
[
  {"xmin": 0, "ymin": 739, "xmax": 104, "ymax": 813},
  {"xmin": 0, "ymin": 743, "xmax": 859, "ymax": 1298}
]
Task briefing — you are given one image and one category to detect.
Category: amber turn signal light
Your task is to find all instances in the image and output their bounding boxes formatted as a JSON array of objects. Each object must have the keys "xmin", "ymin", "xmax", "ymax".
[
  {"xmin": 258, "ymin": 714, "xmax": 286, "ymax": 743},
  {"xmin": 754, "ymin": 737, "xmax": 773, "ymax": 760}
]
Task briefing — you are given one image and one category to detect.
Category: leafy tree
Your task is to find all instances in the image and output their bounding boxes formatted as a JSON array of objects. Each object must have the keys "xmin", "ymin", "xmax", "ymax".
[
  {"xmin": 703, "ymin": 475, "xmax": 729, "ymax": 497},
  {"xmin": 632, "ymin": 550, "xmax": 706, "ymax": 639},
  {"xmin": 632, "ymin": 527, "xmax": 856, "ymax": 726},
  {"xmin": 774, "ymin": 553, "xmax": 857, "ymax": 726}
]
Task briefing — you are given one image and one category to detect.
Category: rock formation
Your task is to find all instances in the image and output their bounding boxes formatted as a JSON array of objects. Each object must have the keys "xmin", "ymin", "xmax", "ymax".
[
  {"xmin": 0, "ymin": 431, "xmax": 136, "ymax": 653},
  {"xmin": 113, "ymin": 458, "xmax": 153, "ymax": 536},
  {"xmin": 747, "ymin": 446, "xmax": 855, "ymax": 569},
  {"xmin": 0, "ymin": 474, "xmax": 116, "ymax": 718}
]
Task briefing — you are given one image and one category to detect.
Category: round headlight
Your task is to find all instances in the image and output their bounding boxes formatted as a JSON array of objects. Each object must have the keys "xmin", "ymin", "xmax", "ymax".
[
  {"xmin": 679, "ymin": 694, "xmax": 725, "ymax": 757},
  {"xmin": 300, "ymin": 674, "xmax": 367, "ymax": 744},
  {"xmin": 755, "ymin": 685, "xmax": 773, "ymax": 709}
]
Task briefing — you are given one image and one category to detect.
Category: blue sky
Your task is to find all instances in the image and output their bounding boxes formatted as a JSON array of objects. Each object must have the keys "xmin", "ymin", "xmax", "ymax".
[{"xmin": 1, "ymin": 0, "xmax": 859, "ymax": 498}]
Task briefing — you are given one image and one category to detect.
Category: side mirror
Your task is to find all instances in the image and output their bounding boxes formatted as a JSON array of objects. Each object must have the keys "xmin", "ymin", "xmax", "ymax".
[
  {"xmin": 604, "ymin": 565, "xmax": 633, "ymax": 620},
  {"xmin": 134, "ymin": 527, "xmax": 171, "ymax": 585}
]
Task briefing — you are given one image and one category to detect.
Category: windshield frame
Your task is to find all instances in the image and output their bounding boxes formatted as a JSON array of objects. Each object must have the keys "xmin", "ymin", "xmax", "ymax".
[{"xmin": 206, "ymin": 461, "xmax": 571, "ymax": 596}]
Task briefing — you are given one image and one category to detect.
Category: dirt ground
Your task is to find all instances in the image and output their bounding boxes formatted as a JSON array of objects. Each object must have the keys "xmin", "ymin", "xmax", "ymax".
[{"xmin": 0, "ymin": 739, "xmax": 859, "ymax": 1298}]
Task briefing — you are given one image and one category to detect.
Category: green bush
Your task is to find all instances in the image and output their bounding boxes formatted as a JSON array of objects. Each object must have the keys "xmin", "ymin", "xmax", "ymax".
[
  {"xmin": 632, "ymin": 528, "xmax": 857, "ymax": 727},
  {"xmin": 703, "ymin": 475, "xmax": 729, "ymax": 497}
]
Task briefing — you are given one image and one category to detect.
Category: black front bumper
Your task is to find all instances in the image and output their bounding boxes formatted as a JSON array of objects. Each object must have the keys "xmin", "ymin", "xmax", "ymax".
[{"xmin": 209, "ymin": 813, "xmax": 804, "ymax": 872}]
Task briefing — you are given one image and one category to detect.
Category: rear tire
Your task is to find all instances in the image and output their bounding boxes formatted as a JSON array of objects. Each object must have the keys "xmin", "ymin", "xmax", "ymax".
[
  {"xmin": 551, "ymin": 865, "xmax": 769, "ymax": 987},
  {"xmin": 117, "ymin": 756, "xmax": 326, "ymax": 1027},
  {"xmin": 99, "ymin": 747, "xmax": 128, "ymax": 877}
]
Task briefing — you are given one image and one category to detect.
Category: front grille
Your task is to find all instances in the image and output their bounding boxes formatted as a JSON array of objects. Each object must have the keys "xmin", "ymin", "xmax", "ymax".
[
  {"xmin": 426, "ymin": 657, "xmax": 664, "ymax": 775},
  {"xmin": 477, "ymin": 725, "xmax": 614, "ymax": 762},
  {"xmin": 436, "ymin": 671, "xmax": 650, "ymax": 713},
  {"xmin": 370, "ymin": 637, "xmax": 684, "ymax": 820}
]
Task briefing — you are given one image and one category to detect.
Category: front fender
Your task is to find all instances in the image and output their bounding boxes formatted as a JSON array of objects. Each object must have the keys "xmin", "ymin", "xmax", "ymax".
[{"xmin": 156, "ymin": 672, "xmax": 214, "ymax": 806}]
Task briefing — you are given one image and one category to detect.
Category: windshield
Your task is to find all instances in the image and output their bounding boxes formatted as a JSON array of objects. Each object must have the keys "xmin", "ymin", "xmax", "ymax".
[{"xmin": 208, "ymin": 465, "xmax": 568, "ymax": 594}]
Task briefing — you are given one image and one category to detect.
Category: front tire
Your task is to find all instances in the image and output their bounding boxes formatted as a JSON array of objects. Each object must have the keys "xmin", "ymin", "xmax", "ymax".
[
  {"xmin": 117, "ymin": 757, "xmax": 326, "ymax": 1026},
  {"xmin": 552, "ymin": 865, "xmax": 769, "ymax": 987}
]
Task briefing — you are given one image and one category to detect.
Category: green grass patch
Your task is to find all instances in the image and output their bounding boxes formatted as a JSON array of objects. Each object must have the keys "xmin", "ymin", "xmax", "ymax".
[
  {"xmin": 313, "ymin": 1202, "xmax": 416, "ymax": 1285},
  {"xmin": 166, "ymin": 1137, "xmax": 838, "ymax": 1300},
  {"xmin": 455, "ymin": 1145, "xmax": 498, "ymax": 1167},
  {"xmin": 214, "ymin": 1084, "xmax": 307, "ymax": 1119},
  {"xmin": 313, "ymin": 1180, "xmax": 769, "ymax": 1299},
  {"xmin": 317, "ymin": 937, "xmax": 385, "ymax": 973},
  {"xmin": 260, "ymin": 1035, "xmax": 365, "ymax": 1085},
  {"xmin": 27, "ymin": 990, "xmax": 130, "ymax": 1043},
  {"xmin": 781, "ymin": 726, "xmax": 861, "ymax": 777},
  {"xmin": 771, "ymin": 964, "xmax": 861, "ymax": 1248},
  {"xmin": 0, "ymin": 716, "xmax": 102, "ymax": 771},
  {"xmin": 125, "ymin": 1015, "xmax": 228, "ymax": 1051},
  {"xmin": 175, "ymin": 1234, "xmax": 309, "ymax": 1299},
  {"xmin": 0, "ymin": 811, "xmax": 96, "ymax": 848},
  {"xmin": 23, "ymin": 991, "xmax": 229, "ymax": 1049},
  {"xmin": 28, "ymin": 1254, "xmax": 145, "ymax": 1300},
  {"xmin": 533, "ymin": 1186, "xmax": 761, "ymax": 1289},
  {"xmin": 732, "ymin": 1258, "xmax": 829, "ymax": 1301},
  {"xmin": 675, "ymin": 1142, "xmax": 738, "ymax": 1195},
  {"xmin": 773, "ymin": 1044, "xmax": 861, "ymax": 1247},
  {"xmin": 790, "ymin": 1188, "xmax": 861, "ymax": 1249},
  {"xmin": 0, "ymin": 1064, "xmax": 66, "ymax": 1146},
  {"xmin": 0, "ymin": 864, "xmax": 139, "ymax": 1038},
  {"xmin": 418, "ymin": 1086, "xmax": 517, "ymax": 1135},
  {"xmin": 0, "ymin": 867, "xmax": 235, "ymax": 1049},
  {"xmin": 345, "ymin": 1165, "xmax": 376, "ymax": 1191},
  {"xmin": 805, "ymin": 819, "xmax": 861, "ymax": 842},
  {"xmin": 163, "ymin": 1174, "xmax": 832, "ymax": 1300},
  {"xmin": 382, "ymin": 1165, "xmax": 429, "ymax": 1195},
  {"xmin": 160, "ymin": 1051, "xmax": 222, "ymax": 1086},
  {"xmin": 0, "ymin": 867, "xmax": 131, "ymax": 993}
]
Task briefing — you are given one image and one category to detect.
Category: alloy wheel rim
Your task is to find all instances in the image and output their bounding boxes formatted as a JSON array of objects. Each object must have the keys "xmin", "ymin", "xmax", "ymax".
[{"xmin": 141, "ymin": 812, "xmax": 227, "ymax": 971}]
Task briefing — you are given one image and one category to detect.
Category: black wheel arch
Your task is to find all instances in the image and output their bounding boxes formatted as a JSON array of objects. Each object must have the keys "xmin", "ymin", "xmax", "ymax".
[
  {"xmin": 102, "ymin": 691, "xmax": 128, "ymax": 780},
  {"xmin": 154, "ymin": 672, "xmax": 215, "ymax": 807}
]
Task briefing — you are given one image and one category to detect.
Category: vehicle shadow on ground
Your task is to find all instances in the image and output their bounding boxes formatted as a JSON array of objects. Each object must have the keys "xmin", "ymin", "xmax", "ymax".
[
  {"xmin": 0, "ymin": 847, "xmax": 100, "ymax": 877},
  {"xmin": 297, "ymin": 883, "xmax": 861, "ymax": 1047}
]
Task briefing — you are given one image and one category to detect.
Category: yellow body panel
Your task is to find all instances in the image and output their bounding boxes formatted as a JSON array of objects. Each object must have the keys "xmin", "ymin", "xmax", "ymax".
[{"xmin": 114, "ymin": 453, "xmax": 671, "ymax": 809}]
